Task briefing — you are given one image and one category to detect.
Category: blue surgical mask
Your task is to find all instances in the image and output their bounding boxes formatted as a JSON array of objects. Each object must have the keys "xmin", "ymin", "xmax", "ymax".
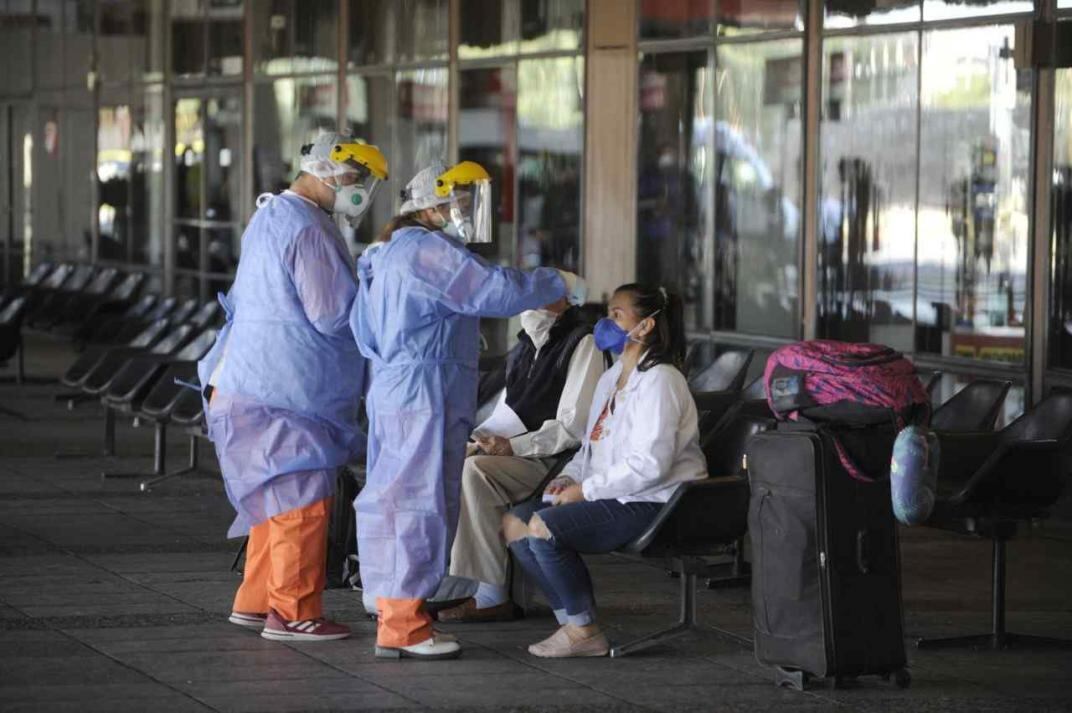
[{"xmin": 594, "ymin": 310, "xmax": 660, "ymax": 355}]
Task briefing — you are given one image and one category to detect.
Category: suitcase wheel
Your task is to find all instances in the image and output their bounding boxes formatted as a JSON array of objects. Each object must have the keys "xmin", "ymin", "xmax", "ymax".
[{"xmin": 894, "ymin": 668, "xmax": 911, "ymax": 689}]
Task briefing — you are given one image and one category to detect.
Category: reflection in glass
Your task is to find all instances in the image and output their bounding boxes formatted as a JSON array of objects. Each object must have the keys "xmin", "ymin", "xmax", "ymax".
[
  {"xmin": 917, "ymin": 26, "xmax": 1029, "ymax": 364},
  {"xmin": 459, "ymin": 67, "xmax": 518, "ymax": 262},
  {"xmin": 97, "ymin": 105, "xmax": 133, "ymax": 262},
  {"xmin": 131, "ymin": 89, "xmax": 166, "ymax": 266},
  {"xmin": 637, "ymin": 51, "xmax": 712, "ymax": 331},
  {"xmin": 396, "ymin": 0, "xmax": 449, "ymax": 63},
  {"xmin": 520, "ymin": 0, "xmax": 583, "ymax": 53},
  {"xmin": 98, "ymin": 0, "xmax": 138, "ymax": 84},
  {"xmin": 175, "ymin": 227, "xmax": 201, "ymax": 271},
  {"xmin": 460, "ymin": 0, "xmax": 519, "ymax": 58},
  {"xmin": 207, "ymin": 226, "xmax": 240, "ymax": 275},
  {"xmin": 208, "ymin": 0, "xmax": 244, "ymax": 76},
  {"xmin": 0, "ymin": 0, "xmax": 33, "ymax": 96},
  {"xmin": 1048, "ymin": 66, "xmax": 1072, "ymax": 369},
  {"xmin": 253, "ymin": 76, "xmax": 338, "ymax": 197},
  {"xmin": 823, "ymin": 0, "xmax": 920, "ymax": 29},
  {"xmin": 171, "ymin": 0, "xmax": 205, "ymax": 77},
  {"xmin": 254, "ymin": 0, "xmax": 338, "ymax": 75},
  {"xmin": 349, "ymin": 0, "xmax": 394, "ymax": 66},
  {"xmin": 395, "ymin": 68, "xmax": 449, "ymax": 206},
  {"xmin": 819, "ymin": 34, "xmax": 919, "ymax": 349},
  {"xmin": 718, "ymin": 0, "xmax": 801, "ymax": 35},
  {"xmin": 346, "ymin": 75, "xmax": 393, "ymax": 247},
  {"xmin": 204, "ymin": 96, "xmax": 243, "ymax": 223},
  {"xmin": 65, "ymin": 0, "xmax": 95, "ymax": 90},
  {"xmin": 923, "ymin": 0, "xmax": 1031, "ymax": 21},
  {"xmin": 517, "ymin": 57, "xmax": 583, "ymax": 271},
  {"xmin": 34, "ymin": 0, "xmax": 64, "ymax": 88},
  {"xmin": 639, "ymin": 0, "xmax": 714, "ymax": 40},
  {"xmin": 714, "ymin": 40, "xmax": 802, "ymax": 337},
  {"xmin": 174, "ymin": 98, "xmax": 203, "ymax": 220}
]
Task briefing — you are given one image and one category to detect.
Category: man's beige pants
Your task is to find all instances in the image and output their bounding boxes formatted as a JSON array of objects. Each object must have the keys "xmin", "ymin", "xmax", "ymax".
[{"xmin": 449, "ymin": 454, "xmax": 551, "ymax": 586}]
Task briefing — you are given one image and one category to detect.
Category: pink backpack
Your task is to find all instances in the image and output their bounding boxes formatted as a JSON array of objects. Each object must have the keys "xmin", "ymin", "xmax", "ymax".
[{"xmin": 764, "ymin": 340, "xmax": 931, "ymax": 481}]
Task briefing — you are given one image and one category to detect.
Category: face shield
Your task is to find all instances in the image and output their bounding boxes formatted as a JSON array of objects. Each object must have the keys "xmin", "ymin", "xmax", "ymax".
[
  {"xmin": 299, "ymin": 138, "xmax": 389, "ymax": 228},
  {"xmin": 434, "ymin": 161, "xmax": 493, "ymax": 244}
]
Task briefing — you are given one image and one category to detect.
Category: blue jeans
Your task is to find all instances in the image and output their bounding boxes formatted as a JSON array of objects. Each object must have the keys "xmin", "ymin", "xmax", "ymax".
[{"xmin": 507, "ymin": 498, "xmax": 662, "ymax": 626}]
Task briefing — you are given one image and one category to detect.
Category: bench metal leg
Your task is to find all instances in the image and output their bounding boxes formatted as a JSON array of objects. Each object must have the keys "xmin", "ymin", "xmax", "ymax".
[
  {"xmin": 103, "ymin": 420, "xmax": 166, "ymax": 480},
  {"xmin": 610, "ymin": 572, "xmax": 750, "ymax": 658},
  {"xmin": 917, "ymin": 538, "xmax": 1072, "ymax": 650},
  {"xmin": 140, "ymin": 434, "xmax": 202, "ymax": 492}
]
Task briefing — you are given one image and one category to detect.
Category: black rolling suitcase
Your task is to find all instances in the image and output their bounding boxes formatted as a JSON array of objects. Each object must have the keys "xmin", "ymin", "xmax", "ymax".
[
  {"xmin": 325, "ymin": 466, "xmax": 362, "ymax": 589},
  {"xmin": 746, "ymin": 423, "xmax": 910, "ymax": 690}
]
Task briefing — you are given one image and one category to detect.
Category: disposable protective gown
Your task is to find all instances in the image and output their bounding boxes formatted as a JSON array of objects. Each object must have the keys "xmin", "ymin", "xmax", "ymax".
[
  {"xmin": 199, "ymin": 192, "xmax": 366, "ymax": 538},
  {"xmin": 351, "ymin": 226, "xmax": 565, "ymax": 600}
]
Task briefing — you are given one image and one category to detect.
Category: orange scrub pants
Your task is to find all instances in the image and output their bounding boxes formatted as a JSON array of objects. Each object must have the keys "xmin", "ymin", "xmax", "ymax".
[
  {"xmin": 376, "ymin": 598, "xmax": 435, "ymax": 648},
  {"xmin": 233, "ymin": 497, "xmax": 332, "ymax": 621}
]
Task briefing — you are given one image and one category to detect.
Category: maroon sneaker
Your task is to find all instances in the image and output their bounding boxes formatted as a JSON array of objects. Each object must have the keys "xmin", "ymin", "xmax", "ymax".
[{"xmin": 260, "ymin": 608, "xmax": 351, "ymax": 642}]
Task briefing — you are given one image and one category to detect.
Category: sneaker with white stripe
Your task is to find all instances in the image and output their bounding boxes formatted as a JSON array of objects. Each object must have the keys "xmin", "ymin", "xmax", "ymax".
[
  {"xmin": 260, "ymin": 608, "xmax": 351, "ymax": 642},
  {"xmin": 228, "ymin": 611, "xmax": 268, "ymax": 630}
]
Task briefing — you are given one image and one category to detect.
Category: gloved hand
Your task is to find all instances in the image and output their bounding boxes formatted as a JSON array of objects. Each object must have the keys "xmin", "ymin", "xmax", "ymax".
[{"xmin": 555, "ymin": 270, "xmax": 588, "ymax": 306}]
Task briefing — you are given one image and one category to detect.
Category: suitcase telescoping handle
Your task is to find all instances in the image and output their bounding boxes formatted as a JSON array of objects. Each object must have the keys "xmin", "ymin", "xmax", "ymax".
[{"xmin": 856, "ymin": 529, "xmax": 871, "ymax": 574}]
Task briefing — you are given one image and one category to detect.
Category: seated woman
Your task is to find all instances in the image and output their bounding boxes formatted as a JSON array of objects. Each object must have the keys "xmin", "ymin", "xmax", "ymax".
[{"xmin": 502, "ymin": 283, "xmax": 706, "ymax": 658}]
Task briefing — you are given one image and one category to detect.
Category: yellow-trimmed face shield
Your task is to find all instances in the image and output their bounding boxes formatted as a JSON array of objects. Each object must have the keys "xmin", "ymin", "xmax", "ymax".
[
  {"xmin": 435, "ymin": 161, "xmax": 492, "ymax": 244},
  {"xmin": 299, "ymin": 137, "xmax": 389, "ymax": 228}
]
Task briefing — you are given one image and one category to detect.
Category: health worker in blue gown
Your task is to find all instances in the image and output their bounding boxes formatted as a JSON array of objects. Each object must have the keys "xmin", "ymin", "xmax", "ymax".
[{"xmin": 351, "ymin": 159, "xmax": 581, "ymax": 660}]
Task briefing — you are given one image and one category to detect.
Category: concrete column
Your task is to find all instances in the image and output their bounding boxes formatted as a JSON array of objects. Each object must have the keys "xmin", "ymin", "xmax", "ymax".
[{"xmin": 583, "ymin": 0, "xmax": 638, "ymax": 303}]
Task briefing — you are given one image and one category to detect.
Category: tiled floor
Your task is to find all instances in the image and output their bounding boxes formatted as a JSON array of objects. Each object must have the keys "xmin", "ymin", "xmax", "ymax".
[{"xmin": 2, "ymin": 333, "xmax": 1071, "ymax": 712}]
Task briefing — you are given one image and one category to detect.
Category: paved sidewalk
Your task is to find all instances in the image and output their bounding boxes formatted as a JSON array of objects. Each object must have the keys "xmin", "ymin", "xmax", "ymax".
[{"xmin": 2, "ymin": 334, "xmax": 1071, "ymax": 712}]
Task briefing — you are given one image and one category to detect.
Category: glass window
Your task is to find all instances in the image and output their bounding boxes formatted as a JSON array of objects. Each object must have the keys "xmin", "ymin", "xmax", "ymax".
[
  {"xmin": 637, "ymin": 51, "xmax": 712, "ymax": 332},
  {"xmin": 349, "ymin": 0, "xmax": 394, "ymax": 66},
  {"xmin": 460, "ymin": 0, "xmax": 519, "ymax": 59},
  {"xmin": 818, "ymin": 33, "xmax": 919, "ymax": 349},
  {"xmin": 345, "ymin": 74, "xmax": 394, "ymax": 247},
  {"xmin": 395, "ymin": 68, "xmax": 449, "ymax": 205},
  {"xmin": 923, "ymin": 0, "xmax": 1032, "ymax": 21},
  {"xmin": 1051, "ymin": 65, "xmax": 1072, "ymax": 370},
  {"xmin": 520, "ymin": 0, "xmax": 583, "ymax": 53},
  {"xmin": 718, "ymin": 0, "xmax": 801, "ymax": 36},
  {"xmin": 713, "ymin": 40, "xmax": 802, "ymax": 338},
  {"xmin": 97, "ymin": 104, "xmax": 134, "ymax": 262},
  {"xmin": 208, "ymin": 0, "xmax": 244, "ymax": 77},
  {"xmin": 207, "ymin": 225, "xmax": 240, "ymax": 275},
  {"xmin": 917, "ymin": 26, "xmax": 1030, "ymax": 365},
  {"xmin": 823, "ymin": 0, "xmax": 920, "ymax": 29},
  {"xmin": 66, "ymin": 0, "xmax": 95, "ymax": 89},
  {"xmin": 517, "ymin": 56, "xmax": 583, "ymax": 271},
  {"xmin": 0, "ymin": 0, "xmax": 34, "ymax": 96},
  {"xmin": 175, "ymin": 227, "xmax": 201, "ymax": 271},
  {"xmin": 171, "ymin": 0, "xmax": 206, "ymax": 77},
  {"xmin": 459, "ymin": 67, "xmax": 518, "ymax": 260},
  {"xmin": 204, "ymin": 96, "xmax": 243, "ymax": 223},
  {"xmin": 253, "ymin": 76, "xmax": 339, "ymax": 197},
  {"xmin": 254, "ymin": 0, "xmax": 338, "ymax": 75},
  {"xmin": 174, "ymin": 98, "xmax": 203, "ymax": 220},
  {"xmin": 34, "ymin": 0, "xmax": 65, "ymax": 89},
  {"xmin": 98, "ymin": 0, "xmax": 138, "ymax": 84},
  {"xmin": 131, "ymin": 88, "xmax": 166, "ymax": 266},
  {"xmin": 639, "ymin": 0, "xmax": 714, "ymax": 40},
  {"xmin": 396, "ymin": 0, "xmax": 449, "ymax": 63}
]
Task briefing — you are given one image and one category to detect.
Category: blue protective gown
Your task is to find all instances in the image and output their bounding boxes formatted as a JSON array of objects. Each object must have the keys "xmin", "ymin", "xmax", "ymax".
[
  {"xmin": 351, "ymin": 226, "xmax": 566, "ymax": 600},
  {"xmin": 198, "ymin": 191, "xmax": 366, "ymax": 538}
]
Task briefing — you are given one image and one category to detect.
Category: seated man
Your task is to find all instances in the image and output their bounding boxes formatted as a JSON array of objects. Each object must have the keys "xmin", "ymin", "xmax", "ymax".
[{"xmin": 437, "ymin": 296, "xmax": 606, "ymax": 622}]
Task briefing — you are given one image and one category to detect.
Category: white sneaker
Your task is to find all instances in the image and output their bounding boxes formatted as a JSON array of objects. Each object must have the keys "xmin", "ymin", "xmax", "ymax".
[{"xmin": 375, "ymin": 634, "xmax": 462, "ymax": 660}]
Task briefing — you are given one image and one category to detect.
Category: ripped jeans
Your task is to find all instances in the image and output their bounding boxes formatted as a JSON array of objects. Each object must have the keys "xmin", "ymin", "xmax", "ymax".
[{"xmin": 506, "ymin": 498, "xmax": 662, "ymax": 626}]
